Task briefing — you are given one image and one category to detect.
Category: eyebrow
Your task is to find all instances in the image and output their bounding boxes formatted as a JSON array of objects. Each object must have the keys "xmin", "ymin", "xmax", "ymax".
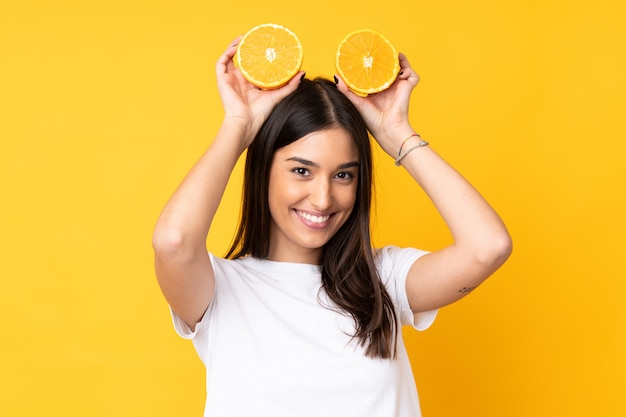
[{"xmin": 285, "ymin": 157, "xmax": 360, "ymax": 170}]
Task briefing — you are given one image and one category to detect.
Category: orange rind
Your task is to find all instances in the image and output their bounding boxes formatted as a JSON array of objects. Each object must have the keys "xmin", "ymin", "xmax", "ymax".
[
  {"xmin": 234, "ymin": 23, "xmax": 303, "ymax": 89},
  {"xmin": 336, "ymin": 29, "xmax": 400, "ymax": 96}
]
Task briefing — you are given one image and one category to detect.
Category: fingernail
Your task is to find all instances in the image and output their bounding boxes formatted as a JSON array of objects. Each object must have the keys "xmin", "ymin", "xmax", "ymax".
[{"xmin": 334, "ymin": 75, "xmax": 339, "ymax": 84}]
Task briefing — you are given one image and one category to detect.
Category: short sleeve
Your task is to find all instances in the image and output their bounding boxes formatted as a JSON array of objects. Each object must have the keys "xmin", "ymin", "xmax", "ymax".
[
  {"xmin": 170, "ymin": 305, "xmax": 212, "ymax": 365},
  {"xmin": 375, "ymin": 245, "xmax": 438, "ymax": 331},
  {"xmin": 170, "ymin": 306, "xmax": 210, "ymax": 339}
]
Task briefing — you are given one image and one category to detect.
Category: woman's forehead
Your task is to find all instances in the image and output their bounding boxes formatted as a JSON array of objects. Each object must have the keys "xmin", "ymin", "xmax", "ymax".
[{"xmin": 276, "ymin": 128, "xmax": 359, "ymax": 162}]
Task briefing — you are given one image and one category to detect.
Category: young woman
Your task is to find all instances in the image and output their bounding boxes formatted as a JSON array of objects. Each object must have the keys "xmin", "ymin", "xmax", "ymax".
[{"xmin": 153, "ymin": 37, "xmax": 512, "ymax": 417}]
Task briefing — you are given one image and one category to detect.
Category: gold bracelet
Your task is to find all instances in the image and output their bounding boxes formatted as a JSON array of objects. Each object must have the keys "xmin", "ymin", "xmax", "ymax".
[{"xmin": 395, "ymin": 138, "xmax": 429, "ymax": 166}]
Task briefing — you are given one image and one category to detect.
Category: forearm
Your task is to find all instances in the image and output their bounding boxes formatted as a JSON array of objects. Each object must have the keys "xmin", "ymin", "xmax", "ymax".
[
  {"xmin": 399, "ymin": 140, "xmax": 512, "ymax": 265},
  {"xmin": 152, "ymin": 121, "xmax": 249, "ymax": 257}
]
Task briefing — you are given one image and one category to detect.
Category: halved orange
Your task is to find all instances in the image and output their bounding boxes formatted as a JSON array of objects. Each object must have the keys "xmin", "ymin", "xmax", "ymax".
[
  {"xmin": 234, "ymin": 23, "xmax": 303, "ymax": 89},
  {"xmin": 336, "ymin": 29, "xmax": 400, "ymax": 96}
]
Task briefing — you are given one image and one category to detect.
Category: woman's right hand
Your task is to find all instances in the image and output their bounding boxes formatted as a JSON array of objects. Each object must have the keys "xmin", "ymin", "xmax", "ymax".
[
  {"xmin": 153, "ymin": 37, "xmax": 303, "ymax": 330},
  {"xmin": 216, "ymin": 37, "xmax": 304, "ymax": 150}
]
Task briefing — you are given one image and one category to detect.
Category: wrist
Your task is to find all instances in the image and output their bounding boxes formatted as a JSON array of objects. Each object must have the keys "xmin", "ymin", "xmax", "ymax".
[
  {"xmin": 373, "ymin": 125, "xmax": 415, "ymax": 156},
  {"xmin": 394, "ymin": 134, "xmax": 429, "ymax": 166},
  {"xmin": 218, "ymin": 118, "xmax": 258, "ymax": 154},
  {"xmin": 222, "ymin": 114, "xmax": 259, "ymax": 139}
]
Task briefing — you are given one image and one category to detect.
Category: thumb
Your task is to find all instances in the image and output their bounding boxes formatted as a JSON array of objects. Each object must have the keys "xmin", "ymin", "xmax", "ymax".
[
  {"xmin": 334, "ymin": 74, "xmax": 367, "ymax": 108},
  {"xmin": 272, "ymin": 71, "xmax": 306, "ymax": 101}
]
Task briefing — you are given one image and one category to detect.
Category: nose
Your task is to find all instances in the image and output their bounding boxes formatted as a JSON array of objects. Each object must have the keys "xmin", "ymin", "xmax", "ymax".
[{"xmin": 308, "ymin": 178, "xmax": 332, "ymax": 211}]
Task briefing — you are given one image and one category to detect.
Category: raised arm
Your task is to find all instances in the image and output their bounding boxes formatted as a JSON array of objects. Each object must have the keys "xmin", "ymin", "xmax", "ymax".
[
  {"xmin": 335, "ymin": 53, "xmax": 512, "ymax": 313},
  {"xmin": 152, "ymin": 39, "xmax": 303, "ymax": 329}
]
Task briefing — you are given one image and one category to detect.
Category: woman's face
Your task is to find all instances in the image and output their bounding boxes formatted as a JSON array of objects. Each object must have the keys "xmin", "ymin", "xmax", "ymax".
[{"xmin": 267, "ymin": 127, "xmax": 359, "ymax": 264}]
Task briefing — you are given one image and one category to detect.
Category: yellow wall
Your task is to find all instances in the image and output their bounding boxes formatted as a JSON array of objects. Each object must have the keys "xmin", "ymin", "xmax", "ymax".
[{"xmin": 1, "ymin": 0, "xmax": 624, "ymax": 415}]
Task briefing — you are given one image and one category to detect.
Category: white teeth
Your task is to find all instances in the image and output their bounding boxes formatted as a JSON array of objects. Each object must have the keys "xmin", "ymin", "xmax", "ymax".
[{"xmin": 297, "ymin": 211, "xmax": 330, "ymax": 224}]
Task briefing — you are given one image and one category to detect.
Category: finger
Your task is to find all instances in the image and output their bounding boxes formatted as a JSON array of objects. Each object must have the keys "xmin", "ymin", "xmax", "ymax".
[
  {"xmin": 333, "ymin": 74, "xmax": 365, "ymax": 106},
  {"xmin": 228, "ymin": 36, "xmax": 242, "ymax": 49},
  {"xmin": 270, "ymin": 70, "xmax": 306, "ymax": 101},
  {"xmin": 333, "ymin": 74, "xmax": 347, "ymax": 93},
  {"xmin": 398, "ymin": 53, "xmax": 420, "ymax": 84},
  {"xmin": 288, "ymin": 70, "xmax": 306, "ymax": 86},
  {"xmin": 399, "ymin": 52, "xmax": 411, "ymax": 67},
  {"xmin": 223, "ymin": 36, "xmax": 242, "ymax": 59},
  {"xmin": 217, "ymin": 36, "xmax": 243, "ymax": 73}
]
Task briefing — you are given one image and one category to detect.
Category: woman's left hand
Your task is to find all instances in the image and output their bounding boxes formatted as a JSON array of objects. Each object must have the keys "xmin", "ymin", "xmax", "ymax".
[{"xmin": 335, "ymin": 53, "xmax": 419, "ymax": 157}]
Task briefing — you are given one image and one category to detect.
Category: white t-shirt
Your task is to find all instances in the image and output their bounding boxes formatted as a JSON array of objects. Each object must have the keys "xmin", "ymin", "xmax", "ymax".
[{"xmin": 171, "ymin": 245, "xmax": 437, "ymax": 417}]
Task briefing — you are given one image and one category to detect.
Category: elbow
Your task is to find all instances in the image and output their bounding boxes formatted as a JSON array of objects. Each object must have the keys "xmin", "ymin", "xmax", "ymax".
[
  {"xmin": 152, "ymin": 226, "xmax": 184, "ymax": 255},
  {"xmin": 152, "ymin": 225, "xmax": 199, "ymax": 264},
  {"xmin": 478, "ymin": 229, "xmax": 513, "ymax": 270}
]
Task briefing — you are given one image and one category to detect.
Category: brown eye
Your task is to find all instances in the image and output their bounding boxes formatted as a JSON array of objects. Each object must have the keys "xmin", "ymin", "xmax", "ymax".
[
  {"xmin": 335, "ymin": 171, "xmax": 353, "ymax": 180},
  {"xmin": 292, "ymin": 167, "xmax": 310, "ymax": 176}
]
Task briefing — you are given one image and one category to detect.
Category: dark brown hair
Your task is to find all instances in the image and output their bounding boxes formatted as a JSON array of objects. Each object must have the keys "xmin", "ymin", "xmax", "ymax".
[{"xmin": 226, "ymin": 78, "xmax": 398, "ymax": 359}]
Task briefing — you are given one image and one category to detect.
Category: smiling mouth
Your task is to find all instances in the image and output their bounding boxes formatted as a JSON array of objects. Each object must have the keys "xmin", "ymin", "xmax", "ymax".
[{"xmin": 296, "ymin": 210, "xmax": 331, "ymax": 224}]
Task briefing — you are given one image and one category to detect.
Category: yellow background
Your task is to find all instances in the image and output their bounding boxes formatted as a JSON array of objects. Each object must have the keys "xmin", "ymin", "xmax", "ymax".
[{"xmin": 1, "ymin": 0, "xmax": 625, "ymax": 416}]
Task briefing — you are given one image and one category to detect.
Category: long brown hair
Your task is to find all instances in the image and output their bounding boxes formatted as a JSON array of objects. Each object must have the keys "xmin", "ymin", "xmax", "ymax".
[{"xmin": 226, "ymin": 78, "xmax": 398, "ymax": 359}]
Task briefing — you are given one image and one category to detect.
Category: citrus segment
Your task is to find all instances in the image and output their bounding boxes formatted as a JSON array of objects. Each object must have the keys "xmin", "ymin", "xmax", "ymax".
[
  {"xmin": 336, "ymin": 29, "xmax": 400, "ymax": 96},
  {"xmin": 235, "ymin": 23, "xmax": 303, "ymax": 89}
]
